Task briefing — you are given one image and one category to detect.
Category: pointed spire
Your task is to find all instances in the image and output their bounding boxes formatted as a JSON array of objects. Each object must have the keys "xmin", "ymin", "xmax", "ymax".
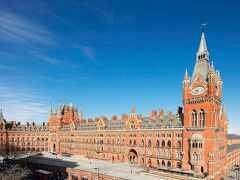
[
  {"xmin": 0, "ymin": 108, "xmax": 4, "ymax": 122},
  {"xmin": 0, "ymin": 108, "xmax": 3, "ymax": 118},
  {"xmin": 217, "ymin": 70, "xmax": 222, "ymax": 81},
  {"xmin": 49, "ymin": 103, "xmax": 53, "ymax": 116},
  {"xmin": 198, "ymin": 24, "xmax": 208, "ymax": 54},
  {"xmin": 78, "ymin": 104, "xmax": 83, "ymax": 120},
  {"xmin": 210, "ymin": 61, "xmax": 215, "ymax": 72},
  {"xmin": 198, "ymin": 32, "xmax": 208, "ymax": 53},
  {"xmin": 184, "ymin": 69, "xmax": 189, "ymax": 80}
]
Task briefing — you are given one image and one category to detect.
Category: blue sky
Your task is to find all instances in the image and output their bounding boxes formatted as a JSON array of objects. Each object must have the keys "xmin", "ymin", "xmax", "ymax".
[{"xmin": 0, "ymin": 0, "xmax": 240, "ymax": 133}]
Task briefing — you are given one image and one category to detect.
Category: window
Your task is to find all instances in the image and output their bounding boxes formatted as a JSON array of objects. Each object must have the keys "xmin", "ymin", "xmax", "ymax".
[
  {"xmin": 177, "ymin": 162, "xmax": 182, "ymax": 168},
  {"xmin": 148, "ymin": 149, "xmax": 152, "ymax": 156},
  {"xmin": 167, "ymin": 141, "xmax": 171, "ymax": 148},
  {"xmin": 162, "ymin": 140, "xmax": 165, "ymax": 147},
  {"xmin": 199, "ymin": 109, "xmax": 206, "ymax": 127},
  {"xmin": 156, "ymin": 140, "xmax": 160, "ymax": 147},
  {"xmin": 130, "ymin": 122, "xmax": 135, "ymax": 129},
  {"xmin": 176, "ymin": 141, "xmax": 181, "ymax": 149},
  {"xmin": 162, "ymin": 160, "xmax": 165, "ymax": 166},
  {"xmin": 176, "ymin": 150, "xmax": 181, "ymax": 159},
  {"xmin": 148, "ymin": 140, "xmax": 152, "ymax": 147},
  {"xmin": 167, "ymin": 161, "xmax": 171, "ymax": 168},
  {"xmin": 141, "ymin": 140, "xmax": 144, "ymax": 146},
  {"xmin": 192, "ymin": 110, "xmax": 197, "ymax": 127}
]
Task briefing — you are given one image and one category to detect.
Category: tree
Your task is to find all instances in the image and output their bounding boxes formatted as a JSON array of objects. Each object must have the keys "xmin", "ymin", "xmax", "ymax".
[
  {"xmin": 0, "ymin": 144, "xmax": 25, "ymax": 160},
  {"xmin": 0, "ymin": 164, "xmax": 29, "ymax": 180}
]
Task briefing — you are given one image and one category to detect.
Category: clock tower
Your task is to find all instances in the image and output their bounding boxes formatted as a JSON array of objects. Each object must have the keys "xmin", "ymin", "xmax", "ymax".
[{"xmin": 182, "ymin": 28, "xmax": 228, "ymax": 178}]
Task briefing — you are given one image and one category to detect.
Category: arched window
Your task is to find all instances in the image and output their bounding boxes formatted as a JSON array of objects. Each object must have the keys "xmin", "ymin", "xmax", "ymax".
[
  {"xmin": 176, "ymin": 141, "xmax": 181, "ymax": 149},
  {"xmin": 199, "ymin": 109, "xmax": 206, "ymax": 127},
  {"xmin": 130, "ymin": 122, "xmax": 135, "ymax": 129},
  {"xmin": 176, "ymin": 151, "xmax": 181, "ymax": 159},
  {"xmin": 162, "ymin": 160, "xmax": 165, "ymax": 166},
  {"xmin": 167, "ymin": 141, "xmax": 171, "ymax": 148},
  {"xmin": 157, "ymin": 159, "xmax": 160, "ymax": 166},
  {"xmin": 162, "ymin": 150, "xmax": 166, "ymax": 157},
  {"xmin": 167, "ymin": 161, "xmax": 171, "ymax": 168},
  {"xmin": 148, "ymin": 149, "xmax": 152, "ymax": 156},
  {"xmin": 162, "ymin": 140, "xmax": 165, "ymax": 147},
  {"xmin": 167, "ymin": 150, "xmax": 171, "ymax": 157},
  {"xmin": 156, "ymin": 140, "xmax": 160, "ymax": 147},
  {"xmin": 141, "ymin": 140, "xmax": 144, "ymax": 146},
  {"xmin": 156, "ymin": 149, "xmax": 160, "ymax": 157},
  {"xmin": 148, "ymin": 140, "xmax": 152, "ymax": 147},
  {"xmin": 192, "ymin": 110, "xmax": 197, "ymax": 127},
  {"xmin": 177, "ymin": 162, "xmax": 182, "ymax": 168}
]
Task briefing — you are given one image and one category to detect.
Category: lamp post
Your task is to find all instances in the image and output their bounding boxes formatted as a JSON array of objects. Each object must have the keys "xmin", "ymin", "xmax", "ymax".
[
  {"xmin": 130, "ymin": 161, "xmax": 133, "ymax": 174},
  {"xmin": 94, "ymin": 167, "xmax": 100, "ymax": 180}
]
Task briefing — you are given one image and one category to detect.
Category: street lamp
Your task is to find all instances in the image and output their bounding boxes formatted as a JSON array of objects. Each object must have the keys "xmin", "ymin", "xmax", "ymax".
[
  {"xmin": 94, "ymin": 167, "xmax": 100, "ymax": 180},
  {"xmin": 130, "ymin": 161, "xmax": 133, "ymax": 174}
]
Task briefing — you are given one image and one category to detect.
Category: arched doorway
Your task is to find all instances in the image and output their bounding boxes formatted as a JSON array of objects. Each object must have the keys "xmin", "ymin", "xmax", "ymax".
[{"xmin": 128, "ymin": 149, "xmax": 138, "ymax": 163}]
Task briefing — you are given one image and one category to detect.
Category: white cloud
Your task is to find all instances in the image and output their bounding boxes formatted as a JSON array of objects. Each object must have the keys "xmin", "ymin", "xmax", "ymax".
[
  {"xmin": 79, "ymin": 45, "xmax": 96, "ymax": 62},
  {"xmin": 0, "ymin": 65, "xmax": 15, "ymax": 70},
  {"xmin": 0, "ymin": 11, "xmax": 57, "ymax": 47},
  {"xmin": 0, "ymin": 87, "xmax": 48, "ymax": 124}
]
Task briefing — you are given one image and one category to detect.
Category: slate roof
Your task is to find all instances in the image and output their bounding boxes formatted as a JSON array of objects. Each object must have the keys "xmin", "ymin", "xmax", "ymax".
[
  {"xmin": 8, "ymin": 124, "xmax": 49, "ymax": 132},
  {"xmin": 140, "ymin": 115, "xmax": 183, "ymax": 129},
  {"xmin": 60, "ymin": 114, "xmax": 183, "ymax": 131},
  {"xmin": 228, "ymin": 134, "xmax": 240, "ymax": 140},
  {"xmin": 227, "ymin": 144, "xmax": 240, "ymax": 153}
]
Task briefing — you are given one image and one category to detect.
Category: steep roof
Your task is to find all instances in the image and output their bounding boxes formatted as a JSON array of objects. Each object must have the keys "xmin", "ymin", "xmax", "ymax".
[
  {"xmin": 198, "ymin": 32, "xmax": 208, "ymax": 53},
  {"xmin": 191, "ymin": 32, "xmax": 210, "ymax": 82},
  {"xmin": 228, "ymin": 134, "xmax": 240, "ymax": 140},
  {"xmin": 0, "ymin": 109, "xmax": 6, "ymax": 124}
]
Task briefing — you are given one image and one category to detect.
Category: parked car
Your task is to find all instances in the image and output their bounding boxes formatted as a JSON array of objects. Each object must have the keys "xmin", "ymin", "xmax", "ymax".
[{"xmin": 63, "ymin": 153, "xmax": 71, "ymax": 157}]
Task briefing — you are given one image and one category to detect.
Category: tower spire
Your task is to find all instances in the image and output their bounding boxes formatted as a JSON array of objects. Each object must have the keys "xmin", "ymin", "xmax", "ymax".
[
  {"xmin": 0, "ymin": 108, "xmax": 4, "ymax": 121},
  {"xmin": 79, "ymin": 104, "xmax": 83, "ymax": 120},
  {"xmin": 184, "ymin": 68, "xmax": 189, "ymax": 80},
  {"xmin": 49, "ymin": 103, "xmax": 53, "ymax": 116},
  {"xmin": 198, "ymin": 23, "xmax": 208, "ymax": 54}
]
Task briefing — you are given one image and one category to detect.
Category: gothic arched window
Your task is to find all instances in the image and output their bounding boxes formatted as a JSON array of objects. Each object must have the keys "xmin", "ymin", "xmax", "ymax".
[
  {"xmin": 167, "ymin": 140, "xmax": 171, "ymax": 148},
  {"xmin": 162, "ymin": 140, "xmax": 165, "ymax": 147},
  {"xmin": 192, "ymin": 110, "xmax": 197, "ymax": 127},
  {"xmin": 156, "ymin": 140, "xmax": 160, "ymax": 147},
  {"xmin": 176, "ymin": 140, "xmax": 181, "ymax": 149},
  {"xmin": 148, "ymin": 140, "xmax": 152, "ymax": 147},
  {"xmin": 162, "ymin": 160, "xmax": 165, "ymax": 166},
  {"xmin": 199, "ymin": 109, "xmax": 206, "ymax": 127}
]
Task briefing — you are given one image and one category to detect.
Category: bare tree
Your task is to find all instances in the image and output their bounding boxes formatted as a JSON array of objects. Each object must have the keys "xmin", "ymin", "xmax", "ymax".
[
  {"xmin": 0, "ymin": 164, "xmax": 29, "ymax": 180},
  {"xmin": 0, "ymin": 144, "xmax": 25, "ymax": 160}
]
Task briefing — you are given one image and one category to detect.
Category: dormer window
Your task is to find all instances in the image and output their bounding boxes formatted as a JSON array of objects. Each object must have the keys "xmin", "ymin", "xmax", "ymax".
[{"xmin": 130, "ymin": 122, "xmax": 135, "ymax": 129}]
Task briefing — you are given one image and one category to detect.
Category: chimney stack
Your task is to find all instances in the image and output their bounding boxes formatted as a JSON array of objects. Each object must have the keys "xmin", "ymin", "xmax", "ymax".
[
  {"xmin": 12, "ymin": 121, "xmax": 16, "ymax": 128},
  {"xmin": 151, "ymin": 110, "xmax": 157, "ymax": 118},
  {"xmin": 159, "ymin": 109, "xmax": 164, "ymax": 118},
  {"xmin": 168, "ymin": 111, "xmax": 173, "ymax": 116},
  {"xmin": 111, "ymin": 115, "xmax": 117, "ymax": 121},
  {"xmin": 122, "ymin": 114, "xmax": 128, "ymax": 121}
]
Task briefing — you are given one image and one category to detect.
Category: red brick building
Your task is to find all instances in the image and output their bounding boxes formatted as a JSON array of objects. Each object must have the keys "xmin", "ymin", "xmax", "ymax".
[{"xmin": 1, "ymin": 31, "xmax": 240, "ymax": 179}]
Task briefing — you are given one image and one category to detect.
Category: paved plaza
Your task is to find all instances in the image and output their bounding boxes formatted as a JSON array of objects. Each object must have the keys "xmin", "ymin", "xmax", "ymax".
[{"xmin": 27, "ymin": 153, "xmax": 173, "ymax": 180}]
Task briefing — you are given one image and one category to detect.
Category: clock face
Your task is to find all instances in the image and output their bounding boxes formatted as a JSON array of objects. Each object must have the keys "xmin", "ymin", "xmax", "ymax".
[{"xmin": 191, "ymin": 86, "xmax": 205, "ymax": 96}]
